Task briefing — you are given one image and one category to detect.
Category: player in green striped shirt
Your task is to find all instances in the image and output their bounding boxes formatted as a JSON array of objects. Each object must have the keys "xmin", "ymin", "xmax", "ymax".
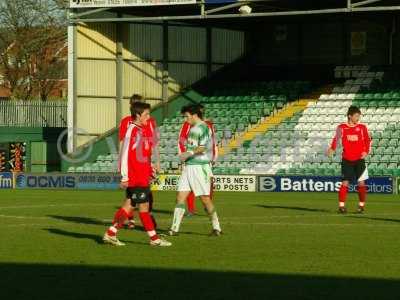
[{"xmin": 169, "ymin": 104, "xmax": 222, "ymax": 236}]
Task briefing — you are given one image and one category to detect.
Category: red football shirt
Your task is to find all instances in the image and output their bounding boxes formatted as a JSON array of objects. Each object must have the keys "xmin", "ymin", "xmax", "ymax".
[
  {"xmin": 178, "ymin": 121, "xmax": 191, "ymax": 154},
  {"xmin": 178, "ymin": 120, "xmax": 218, "ymax": 161},
  {"xmin": 330, "ymin": 123, "xmax": 371, "ymax": 161},
  {"xmin": 119, "ymin": 116, "xmax": 157, "ymax": 144},
  {"xmin": 120, "ymin": 123, "xmax": 152, "ymax": 187}
]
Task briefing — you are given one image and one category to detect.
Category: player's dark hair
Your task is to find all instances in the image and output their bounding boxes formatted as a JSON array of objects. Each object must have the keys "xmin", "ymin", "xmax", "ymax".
[
  {"xmin": 181, "ymin": 104, "xmax": 203, "ymax": 119},
  {"xmin": 198, "ymin": 104, "xmax": 205, "ymax": 114},
  {"xmin": 131, "ymin": 101, "xmax": 151, "ymax": 119},
  {"xmin": 180, "ymin": 105, "xmax": 189, "ymax": 114},
  {"xmin": 129, "ymin": 94, "xmax": 143, "ymax": 106},
  {"xmin": 347, "ymin": 106, "xmax": 361, "ymax": 117}
]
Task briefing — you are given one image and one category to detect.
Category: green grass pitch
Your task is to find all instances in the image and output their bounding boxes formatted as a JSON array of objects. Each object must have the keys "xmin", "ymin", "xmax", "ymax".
[{"xmin": 0, "ymin": 189, "xmax": 400, "ymax": 299}]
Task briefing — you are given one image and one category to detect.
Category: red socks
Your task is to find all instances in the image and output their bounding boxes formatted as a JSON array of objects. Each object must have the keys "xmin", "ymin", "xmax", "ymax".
[
  {"xmin": 127, "ymin": 210, "xmax": 134, "ymax": 221},
  {"xmin": 339, "ymin": 185, "xmax": 348, "ymax": 207},
  {"xmin": 112, "ymin": 208, "xmax": 130, "ymax": 228},
  {"xmin": 338, "ymin": 184, "xmax": 367, "ymax": 208},
  {"xmin": 107, "ymin": 208, "xmax": 130, "ymax": 236},
  {"xmin": 139, "ymin": 212, "xmax": 159, "ymax": 241},
  {"xmin": 108, "ymin": 208, "xmax": 159, "ymax": 242},
  {"xmin": 358, "ymin": 185, "xmax": 367, "ymax": 207},
  {"xmin": 151, "ymin": 214, "xmax": 157, "ymax": 230},
  {"xmin": 107, "ymin": 226, "xmax": 118, "ymax": 237},
  {"xmin": 186, "ymin": 192, "xmax": 196, "ymax": 214}
]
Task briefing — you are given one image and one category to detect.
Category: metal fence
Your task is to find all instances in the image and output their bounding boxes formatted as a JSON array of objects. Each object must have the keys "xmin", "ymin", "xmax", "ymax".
[{"xmin": 0, "ymin": 100, "xmax": 67, "ymax": 127}]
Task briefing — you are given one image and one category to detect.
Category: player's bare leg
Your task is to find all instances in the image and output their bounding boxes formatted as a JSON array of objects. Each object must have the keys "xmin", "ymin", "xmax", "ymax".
[
  {"xmin": 357, "ymin": 180, "xmax": 367, "ymax": 213},
  {"xmin": 200, "ymin": 195, "xmax": 222, "ymax": 236},
  {"xmin": 338, "ymin": 180, "xmax": 349, "ymax": 214},
  {"xmin": 209, "ymin": 180, "xmax": 214, "ymax": 200},
  {"xmin": 169, "ymin": 191, "xmax": 191, "ymax": 235}
]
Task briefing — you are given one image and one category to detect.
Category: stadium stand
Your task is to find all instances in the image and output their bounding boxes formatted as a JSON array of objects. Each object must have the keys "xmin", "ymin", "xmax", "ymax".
[
  {"xmin": 67, "ymin": 67, "xmax": 400, "ymax": 177},
  {"xmin": 238, "ymin": 67, "xmax": 400, "ymax": 177},
  {"xmin": 68, "ymin": 80, "xmax": 312, "ymax": 173}
]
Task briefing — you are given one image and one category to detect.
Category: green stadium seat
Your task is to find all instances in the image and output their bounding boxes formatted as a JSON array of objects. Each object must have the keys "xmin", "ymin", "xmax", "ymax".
[
  {"xmin": 91, "ymin": 164, "xmax": 100, "ymax": 172},
  {"xmin": 379, "ymin": 139, "xmax": 389, "ymax": 147},
  {"xmin": 392, "ymin": 92, "xmax": 400, "ymax": 100},
  {"xmin": 250, "ymin": 116, "xmax": 259, "ymax": 124},
  {"xmin": 391, "ymin": 131, "xmax": 400, "ymax": 139},
  {"xmin": 382, "ymin": 168, "xmax": 393, "ymax": 175},
  {"xmin": 384, "ymin": 147, "xmax": 395, "ymax": 155},
  {"xmin": 276, "ymin": 101, "xmax": 284, "ymax": 109}
]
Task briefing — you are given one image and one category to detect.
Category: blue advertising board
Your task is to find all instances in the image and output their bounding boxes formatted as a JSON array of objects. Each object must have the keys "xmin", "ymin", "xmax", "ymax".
[
  {"xmin": 258, "ymin": 176, "xmax": 393, "ymax": 194},
  {"xmin": 0, "ymin": 173, "xmax": 13, "ymax": 189},
  {"xmin": 11, "ymin": 173, "xmax": 395, "ymax": 194},
  {"xmin": 16, "ymin": 173, "xmax": 121, "ymax": 190}
]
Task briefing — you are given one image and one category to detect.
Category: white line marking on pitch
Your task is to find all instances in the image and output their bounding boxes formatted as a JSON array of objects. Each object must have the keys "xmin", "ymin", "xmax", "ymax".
[
  {"xmin": 3, "ymin": 221, "xmax": 400, "ymax": 228},
  {"xmin": 0, "ymin": 203, "xmax": 115, "ymax": 210},
  {"xmin": 1, "ymin": 213, "xmax": 400, "ymax": 222},
  {"xmin": 0, "ymin": 214, "xmax": 49, "ymax": 220}
]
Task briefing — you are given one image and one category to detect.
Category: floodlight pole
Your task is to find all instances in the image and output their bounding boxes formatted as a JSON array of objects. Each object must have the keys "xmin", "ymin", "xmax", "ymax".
[
  {"xmin": 162, "ymin": 21, "xmax": 169, "ymax": 119},
  {"xmin": 205, "ymin": 2, "xmax": 247, "ymax": 15},
  {"xmin": 67, "ymin": 9, "xmax": 78, "ymax": 153},
  {"xmin": 74, "ymin": 7, "xmax": 111, "ymax": 18},
  {"xmin": 200, "ymin": 0, "xmax": 205, "ymax": 16},
  {"xmin": 116, "ymin": 13, "xmax": 124, "ymax": 127},
  {"xmin": 352, "ymin": 0, "xmax": 384, "ymax": 8},
  {"xmin": 71, "ymin": 5, "xmax": 400, "ymax": 23}
]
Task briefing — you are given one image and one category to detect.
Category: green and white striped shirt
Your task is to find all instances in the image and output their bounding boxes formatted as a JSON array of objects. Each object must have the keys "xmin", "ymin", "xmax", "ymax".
[{"xmin": 185, "ymin": 121, "xmax": 213, "ymax": 165}]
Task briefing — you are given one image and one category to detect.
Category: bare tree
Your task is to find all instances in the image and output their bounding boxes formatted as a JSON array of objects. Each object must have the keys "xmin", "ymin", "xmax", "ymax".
[{"xmin": 0, "ymin": 0, "xmax": 67, "ymax": 100}]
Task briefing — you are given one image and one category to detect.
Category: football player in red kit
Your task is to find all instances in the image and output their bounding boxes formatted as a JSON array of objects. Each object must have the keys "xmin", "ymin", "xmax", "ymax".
[
  {"xmin": 117, "ymin": 94, "xmax": 160, "ymax": 229},
  {"xmin": 103, "ymin": 101, "xmax": 171, "ymax": 247},
  {"xmin": 327, "ymin": 106, "xmax": 371, "ymax": 214},
  {"xmin": 178, "ymin": 104, "xmax": 218, "ymax": 215}
]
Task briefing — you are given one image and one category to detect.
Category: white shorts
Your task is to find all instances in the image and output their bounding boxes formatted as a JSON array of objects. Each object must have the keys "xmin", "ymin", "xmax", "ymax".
[{"xmin": 177, "ymin": 164, "xmax": 213, "ymax": 197}]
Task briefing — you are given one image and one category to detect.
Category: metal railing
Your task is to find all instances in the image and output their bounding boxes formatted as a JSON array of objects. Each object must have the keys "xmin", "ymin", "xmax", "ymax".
[{"xmin": 0, "ymin": 100, "xmax": 67, "ymax": 127}]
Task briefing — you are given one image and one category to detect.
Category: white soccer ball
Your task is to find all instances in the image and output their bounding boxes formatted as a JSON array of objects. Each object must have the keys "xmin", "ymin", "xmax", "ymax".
[{"xmin": 238, "ymin": 5, "xmax": 252, "ymax": 15}]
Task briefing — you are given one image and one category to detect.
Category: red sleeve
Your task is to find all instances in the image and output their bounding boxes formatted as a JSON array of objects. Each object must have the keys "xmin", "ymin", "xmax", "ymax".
[
  {"xmin": 330, "ymin": 125, "xmax": 342, "ymax": 151},
  {"xmin": 149, "ymin": 117, "xmax": 157, "ymax": 135},
  {"xmin": 362, "ymin": 125, "xmax": 371, "ymax": 154},
  {"xmin": 148, "ymin": 117, "xmax": 159, "ymax": 147},
  {"xmin": 206, "ymin": 121, "xmax": 218, "ymax": 160},
  {"xmin": 151, "ymin": 118, "xmax": 157, "ymax": 128},
  {"xmin": 119, "ymin": 117, "xmax": 131, "ymax": 141},
  {"xmin": 178, "ymin": 122, "xmax": 191, "ymax": 154}
]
